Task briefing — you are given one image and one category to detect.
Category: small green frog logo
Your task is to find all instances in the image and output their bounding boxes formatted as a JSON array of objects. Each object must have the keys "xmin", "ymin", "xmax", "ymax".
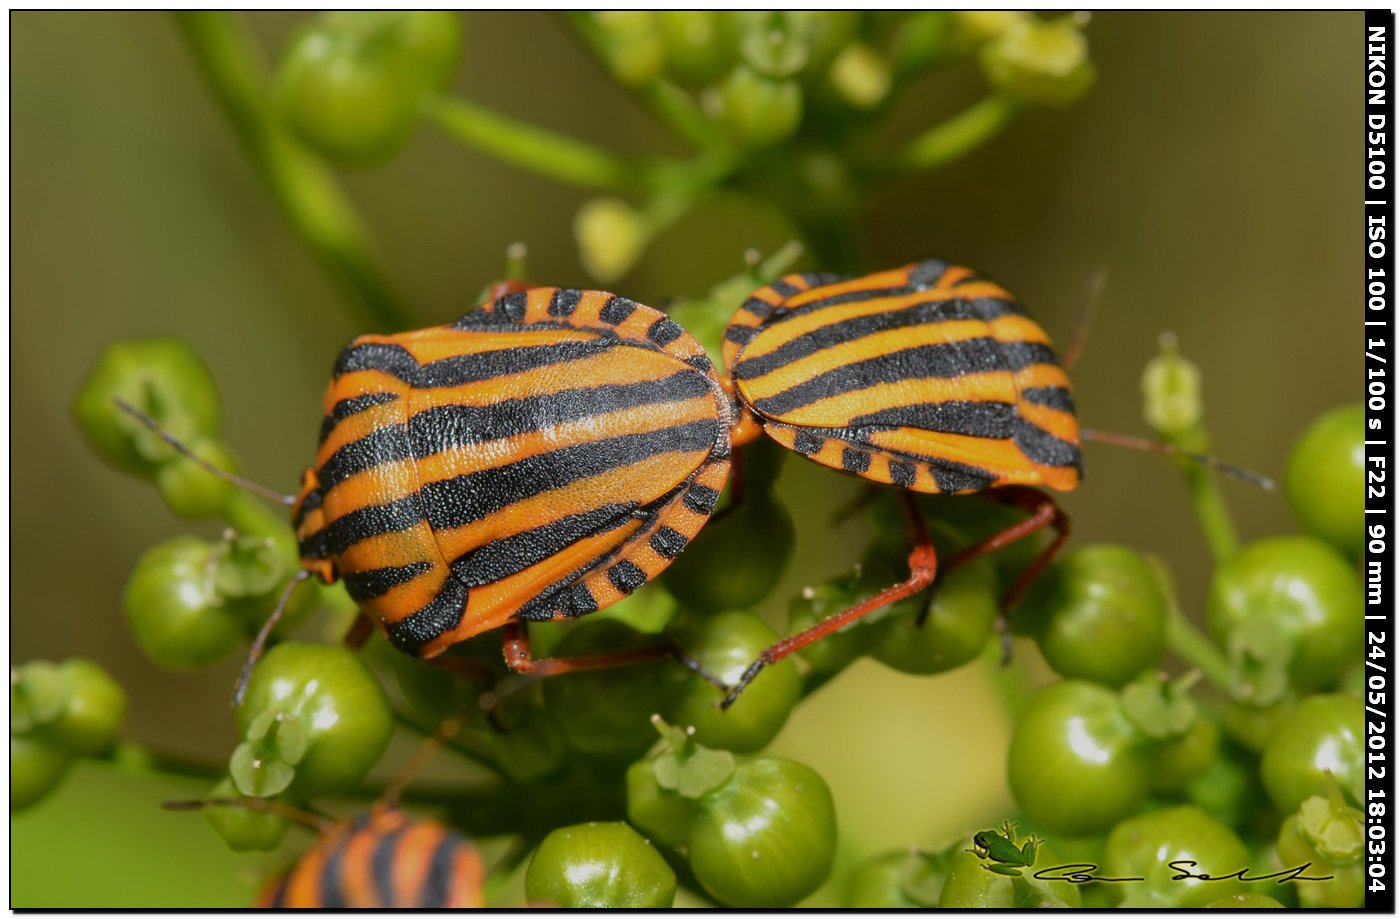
[{"xmin": 969, "ymin": 821, "xmax": 1043, "ymax": 877}]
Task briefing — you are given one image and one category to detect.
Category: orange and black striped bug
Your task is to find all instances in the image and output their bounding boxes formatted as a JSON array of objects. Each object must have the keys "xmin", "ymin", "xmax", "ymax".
[
  {"xmin": 713, "ymin": 258, "xmax": 1082, "ymax": 704},
  {"xmin": 123, "ymin": 257, "xmax": 1254, "ymax": 709},
  {"xmin": 283, "ymin": 281, "xmax": 735, "ymax": 690},
  {"xmin": 253, "ymin": 804, "xmax": 486, "ymax": 909}
]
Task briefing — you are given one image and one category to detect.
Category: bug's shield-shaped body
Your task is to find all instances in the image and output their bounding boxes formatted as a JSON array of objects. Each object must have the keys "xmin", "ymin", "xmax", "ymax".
[
  {"xmin": 293, "ymin": 288, "xmax": 732, "ymax": 658},
  {"xmin": 722, "ymin": 259, "xmax": 1083, "ymax": 493},
  {"xmin": 259, "ymin": 807, "xmax": 484, "ymax": 908}
]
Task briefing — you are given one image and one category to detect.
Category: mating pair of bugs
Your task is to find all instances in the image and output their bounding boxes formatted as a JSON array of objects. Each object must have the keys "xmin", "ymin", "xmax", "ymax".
[{"xmin": 130, "ymin": 257, "xmax": 1087, "ymax": 708}]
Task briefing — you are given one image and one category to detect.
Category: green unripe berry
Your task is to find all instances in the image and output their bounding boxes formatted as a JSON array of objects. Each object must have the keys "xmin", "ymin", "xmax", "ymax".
[
  {"xmin": 36, "ymin": 659, "xmax": 127, "ymax": 756},
  {"xmin": 1285, "ymin": 403, "xmax": 1364, "ymax": 558},
  {"xmin": 276, "ymin": 24, "xmax": 423, "ymax": 165},
  {"xmin": 845, "ymin": 848, "xmax": 955, "ymax": 908},
  {"xmin": 658, "ymin": 11, "xmax": 736, "ymax": 86},
  {"xmin": 526, "ymin": 822, "xmax": 676, "ymax": 908},
  {"xmin": 660, "ymin": 494, "xmax": 795, "ymax": 612},
  {"xmin": 688, "ymin": 757, "xmax": 836, "ymax": 907},
  {"xmin": 664, "ymin": 611, "xmax": 800, "ymax": 753},
  {"xmin": 1207, "ymin": 536, "xmax": 1363, "ymax": 701},
  {"xmin": 543, "ymin": 621, "xmax": 674, "ymax": 760},
  {"xmin": 154, "ymin": 437, "xmax": 240, "ymax": 519},
  {"xmin": 867, "ymin": 556, "xmax": 998, "ymax": 675},
  {"xmin": 1008, "ymin": 680, "xmax": 1151, "ymax": 835},
  {"xmin": 1260, "ymin": 694, "xmax": 1363, "ymax": 813},
  {"xmin": 235, "ymin": 643, "xmax": 393, "ymax": 798},
  {"xmin": 202, "ymin": 778, "xmax": 290, "ymax": 853},
  {"xmin": 124, "ymin": 537, "xmax": 243, "ymax": 671},
  {"xmin": 74, "ymin": 338, "xmax": 221, "ymax": 477},
  {"xmin": 1102, "ymin": 806, "xmax": 1250, "ymax": 908},
  {"xmin": 625, "ymin": 757, "xmax": 698, "ymax": 850},
  {"xmin": 10, "ymin": 734, "xmax": 73, "ymax": 812},
  {"xmin": 1017, "ymin": 544, "xmax": 1169, "ymax": 687},
  {"xmin": 321, "ymin": 11, "xmax": 463, "ymax": 92}
]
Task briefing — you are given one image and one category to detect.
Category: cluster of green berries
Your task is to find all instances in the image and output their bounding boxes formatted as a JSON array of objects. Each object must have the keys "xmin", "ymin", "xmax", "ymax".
[
  {"xmin": 59, "ymin": 319, "xmax": 1367, "ymax": 907},
  {"xmin": 583, "ymin": 10, "xmax": 1093, "ymax": 148},
  {"xmin": 12, "ymin": 659, "xmax": 125, "ymax": 811},
  {"xmin": 835, "ymin": 346, "xmax": 1366, "ymax": 909},
  {"xmin": 527, "ymin": 724, "xmax": 836, "ymax": 908}
]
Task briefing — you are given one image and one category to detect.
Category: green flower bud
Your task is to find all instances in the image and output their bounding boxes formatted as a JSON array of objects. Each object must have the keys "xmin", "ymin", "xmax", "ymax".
[
  {"xmin": 1142, "ymin": 334, "xmax": 1203, "ymax": 435},
  {"xmin": 829, "ymin": 43, "xmax": 892, "ymax": 109},
  {"xmin": 590, "ymin": 12, "xmax": 666, "ymax": 87},
  {"xmin": 980, "ymin": 17, "xmax": 1095, "ymax": 107},
  {"xmin": 575, "ymin": 197, "xmax": 648, "ymax": 282},
  {"xmin": 740, "ymin": 21, "xmax": 810, "ymax": 79},
  {"xmin": 720, "ymin": 67, "xmax": 803, "ymax": 149}
]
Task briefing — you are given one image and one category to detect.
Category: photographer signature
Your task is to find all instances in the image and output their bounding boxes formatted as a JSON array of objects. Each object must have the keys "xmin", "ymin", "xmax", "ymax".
[{"xmin": 1031, "ymin": 861, "xmax": 1335, "ymax": 885}]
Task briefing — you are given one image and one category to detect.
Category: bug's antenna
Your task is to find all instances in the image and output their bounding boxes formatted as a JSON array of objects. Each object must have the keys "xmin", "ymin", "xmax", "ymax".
[
  {"xmin": 112, "ymin": 397, "xmax": 296, "ymax": 507},
  {"xmin": 162, "ymin": 796, "xmax": 333, "ymax": 833},
  {"xmin": 1080, "ymin": 428, "xmax": 1276, "ymax": 490},
  {"xmin": 231, "ymin": 570, "xmax": 313, "ymax": 708},
  {"xmin": 1060, "ymin": 268, "xmax": 1107, "ymax": 371}
]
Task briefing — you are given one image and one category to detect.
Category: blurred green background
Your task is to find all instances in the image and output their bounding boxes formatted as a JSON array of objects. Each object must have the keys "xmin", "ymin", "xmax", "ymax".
[{"xmin": 12, "ymin": 11, "xmax": 1359, "ymax": 907}]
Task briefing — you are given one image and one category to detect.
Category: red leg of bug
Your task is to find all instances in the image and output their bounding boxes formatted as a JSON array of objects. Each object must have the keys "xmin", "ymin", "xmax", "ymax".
[
  {"xmin": 930, "ymin": 486, "xmax": 1070, "ymax": 659},
  {"xmin": 342, "ymin": 611, "xmax": 375, "ymax": 649},
  {"xmin": 720, "ymin": 492, "xmax": 938, "ymax": 709},
  {"xmin": 501, "ymin": 622, "xmax": 726, "ymax": 689}
]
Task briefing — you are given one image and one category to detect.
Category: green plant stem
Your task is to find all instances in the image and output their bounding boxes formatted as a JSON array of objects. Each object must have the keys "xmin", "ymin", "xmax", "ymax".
[
  {"xmin": 1173, "ymin": 455, "xmax": 1240, "ymax": 563},
  {"xmin": 172, "ymin": 11, "xmax": 408, "ymax": 332},
  {"xmin": 1165, "ymin": 603, "xmax": 1234, "ymax": 695},
  {"xmin": 424, "ymin": 95, "xmax": 654, "ymax": 195},
  {"xmin": 639, "ymin": 80, "xmax": 725, "ymax": 148},
  {"xmin": 891, "ymin": 95, "xmax": 1020, "ymax": 174}
]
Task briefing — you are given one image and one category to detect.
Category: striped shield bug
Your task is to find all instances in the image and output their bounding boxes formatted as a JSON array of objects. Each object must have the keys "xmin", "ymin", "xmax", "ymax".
[
  {"xmin": 116, "ymin": 256, "xmax": 1266, "ymax": 710},
  {"xmin": 714, "ymin": 258, "xmax": 1083, "ymax": 704},
  {"xmin": 712, "ymin": 257, "xmax": 1271, "ymax": 705},
  {"xmin": 274, "ymin": 285, "xmax": 731, "ymax": 697},
  {"xmin": 254, "ymin": 805, "xmax": 486, "ymax": 909}
]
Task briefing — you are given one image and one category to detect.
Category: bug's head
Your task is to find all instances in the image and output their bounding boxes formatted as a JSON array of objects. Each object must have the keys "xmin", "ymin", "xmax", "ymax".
[{"xmin": 291, "ymin": 467, "xmax": 335, "ymax": 583}]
